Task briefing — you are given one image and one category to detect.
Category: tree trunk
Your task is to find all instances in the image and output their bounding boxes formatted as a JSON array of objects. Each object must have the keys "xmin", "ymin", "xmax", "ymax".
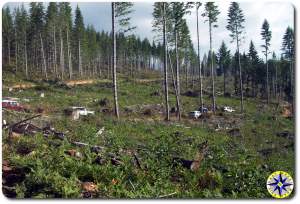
[
  {"xmin": 14, "ymin": 26, "xmax": 18, "ymax": 73},
  {"xmin": 67, "ymin": 29, "xmax": 72, "ymax": 79},
  {"xmin": 15, "ymin": 41, "xmax": 18, "ymax": 74},
  {"xmin": 130, "ymin": 56, "xmax": 133, "ymax": 78},
  {"xmin": 196, "ymin": 7, "xmax": 204, "ymax": 112},
  {"xmin": 98, "ymin": 54, "xmax": 102, "ymax": 77},
  {"xmin": 275, "ymin": 61, "xmax": 278, "ymax": 101},
  {"xmin": 53, "ymin": 27, "xmax": 57, "ymax": 78},
  {"xmin": 24, "ymin": 37, "xmax": 28, "ymax": 79},
  {"xmin": 163, "ymin": 2, "xmax": 170, "ymax": 121},
  {"xmin": 112, "ymin": 2, "xmax": 120, "ymax": 119},
  {"xmin": 168, "ymin": 50, "xmax": 178, "ymax": 104},
  {"xmin": 185, "ymin": 54, "xmax": 188, "ymax": 90},
  {"xmin": 8, "ymin": 37, "xmax": 11, "ymax": 65},
  {"xmin": 223, "ymin": 65, "xmax": 226, "ymax": 97},
  {"xmin": 209, "ymin": 22, "xmax": 216, "ymax": 113},
  {"xmin": 40, "ymin": 33, "xmax": 47, "ymax": 80},
  {"xmin": 174, "ymin": 31, "xmax": 181, "ymax": 121},
  {"xmin": 237, "ymin": 35, "xmax": 244, "ymax": 113},
  {"xmin": 265, "ymin": 47, "xmax": 269, "ymax": 104},
  {"xmin": 78, "ymin": 39, "xmax": 82, "ymax": 77},
  {"xmin": 290, "ymin": 59, "xmax": 294, "ymax": 116},
  {"xmin": 59, "ymin": 30, "xmax": 64, "ymax": 80}
]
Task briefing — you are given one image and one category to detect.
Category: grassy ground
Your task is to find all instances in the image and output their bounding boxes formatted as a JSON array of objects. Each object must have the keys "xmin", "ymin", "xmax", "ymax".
[{"xmin": 2, "ymin": 70, "xmax": 295, "ymax": 199}]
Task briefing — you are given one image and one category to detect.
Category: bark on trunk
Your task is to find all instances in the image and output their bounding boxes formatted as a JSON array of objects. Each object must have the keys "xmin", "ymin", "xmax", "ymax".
[
  {"xmin": 237, "ymin": 35, "xmax": 244, "ymax": 113},
  {"xmin": 24, "ymin": 37, "xmax": 28, "ymax": 79},
  {"xmin": 67, "ymin": 29, "xmax": 72, "ymax": 79},
  {"xmin": 196, "ymin": 7, "xmax": 204, "ymax": 112},
  {"xmin": 15, "ymin": 42, "xmax": 18, "ymax": 73},
  {"xmin": 53, "ymin": 27, "xmax": 57, "ymax": 77},
  {"xmin": 40, "ymin": 33, "xmax": 47, "ymax": 80},
  {"xmin": 209, "ymin": 21, "xmax": 216, "ymax": 113},
  {"xmin": 265, "ymin": 47, "xmax": 269, "ymax": 104},
  {"xmin": 168, "ymin": 50, "xmax": 179, "ymax": 113},
  {"xmin": 174, "ymin": 31, "xmax": 181, "ymax": 121},
  {"xmin": 8, "ymin": 37, "xmax": 11, "ymax": 65},
  {"xmin": 163, "ymin": 3, "xmax": 170, "ymax": 121},
  {"xmin": 78, "ymin": 39, "xmax": 82, "ymax": 77},
  {"xmin": 112, "ymin": 2, "xmax": 120, "ymax": 119},
  {"xmin": 223, "ymin": 65, "xmax": 226, "ymax": 97},
  {"xmin": 59, "ymin": 30, "xmax": 64, "ymax": 80}
]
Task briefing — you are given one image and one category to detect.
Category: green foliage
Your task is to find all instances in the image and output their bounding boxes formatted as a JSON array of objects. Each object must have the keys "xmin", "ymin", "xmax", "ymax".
[
  {"xmin": 226, "ymin": 2, "xmax": 245, "ymax": 43},
  {"xmin": 2, "ymin": 75, "xmax": 294, "ymax": 198},
  {"xmin": 114, "ymin": 2, "xmax": 136, "ymax": 33},
  {"xmin": 217, "ymin": 41, "xmax": 231, "ymax": 72},
  {"xmin": 282, "ymin": 26, "xmax": 294, "ymax": 60},
  {"xmin": 261, "ymin": 19, "xmax": 272, "ymax": 54},
  {"xmin": 202, "ymin": 2, "xmax": 220, "ymax": 27}
]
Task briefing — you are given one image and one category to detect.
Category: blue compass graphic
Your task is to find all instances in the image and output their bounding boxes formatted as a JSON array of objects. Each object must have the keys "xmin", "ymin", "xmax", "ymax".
[{"xmin": 266, "ymin": 171, "xmax": 294, "ymax": 198}]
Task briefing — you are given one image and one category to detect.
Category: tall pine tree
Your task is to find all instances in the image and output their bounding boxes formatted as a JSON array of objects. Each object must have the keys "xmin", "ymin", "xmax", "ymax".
[
  {"xmin": 226, "ymin": 2, "xmax": 245, "ymax": 112},
  {"xmin": 261, "ymin": 19, "xmax": 272, "ymax": 104},
  {"xmin": 202, "ymin": 2, "xmax": 220, "ymax": 113}
]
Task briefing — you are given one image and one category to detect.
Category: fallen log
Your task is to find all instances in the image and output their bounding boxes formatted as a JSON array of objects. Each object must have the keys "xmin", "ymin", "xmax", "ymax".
[
  {"xmin": 158, "ymin": 192, "xmax": 177, "ymax": 198},
  {"xmin": 42, "ymin": 126, "xmax": 65, "ymax": 140},
  {"xmin": 71, "ymin": 141, "xmax": 89, "ymax": 147},
  {"xmin": 11, "ymin": 123, "xmax": 41, "ymax": 136},
  {"xmin": 8, "ymin": 114, "xmax": 42, "ymax": 138},
  {"xmin": 111, "ymin": 158, "xmax": 124, "ymax": 166},
  {"xmin": 133, "ymin": 153, "xmax": 143, "ymax": 169},
  {"xmin": 8, "ymin": 114, "xmax": 42, "ymax": 129}
]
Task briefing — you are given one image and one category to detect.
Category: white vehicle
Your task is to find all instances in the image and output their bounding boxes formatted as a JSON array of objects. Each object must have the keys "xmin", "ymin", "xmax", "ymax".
[
  {"xmin": 71, "ymin": 107, "xmax": 95, "ymax": 116},
  {"xmin": 189, "ymin": 111, "xmax": 202, "ymax": 119},
  {"xmin": 223, "ymin": 106, "xmax": 235, "ymax": 112}
]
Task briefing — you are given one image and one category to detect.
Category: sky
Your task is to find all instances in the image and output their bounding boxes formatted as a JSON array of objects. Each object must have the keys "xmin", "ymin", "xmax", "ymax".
[{"xmin": 5, "ymin": 1, "xmax": 294, "ymax": 59}]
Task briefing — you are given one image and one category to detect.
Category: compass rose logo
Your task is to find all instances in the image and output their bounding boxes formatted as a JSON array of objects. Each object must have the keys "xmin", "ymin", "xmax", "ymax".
[{"xmin": 266, "ymin": 171, "xmax": 294, "ymax": 198}]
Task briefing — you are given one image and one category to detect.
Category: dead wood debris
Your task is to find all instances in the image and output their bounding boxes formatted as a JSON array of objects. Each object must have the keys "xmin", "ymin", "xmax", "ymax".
[
  {"xmin": 65, "ymin": 149, "xmax": 83, "ymax": 159},
  {"xmin": 2, "ymin": 160, "xmax": 30, "ymax": 198},
  {"xmin": 81, "ymin": 182, "xmax": 98, "ymax": 198},
  {"xmin": 276, "ymin": 131, "xmax": 294, "ymax": 140},
  {"xmin": 172, "ymin": 140, "xmax": 208, "ymax": 172},
  {"xmin": 7, "ymin": 114, "xmax": 66, "ymax": 140}
]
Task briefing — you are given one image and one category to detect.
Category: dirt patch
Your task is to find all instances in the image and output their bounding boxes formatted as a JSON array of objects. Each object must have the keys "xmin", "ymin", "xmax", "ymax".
[
  {"xmin": 5, "ymin": 83, "xmax": 36, "ymax": 90},
  {"xmin": 135, "ymin": 78, "xmax": 162, "ymax": 84},
  {"xmin": 65, "ymin": 79, "xmax": 95, "ymax": 86}
]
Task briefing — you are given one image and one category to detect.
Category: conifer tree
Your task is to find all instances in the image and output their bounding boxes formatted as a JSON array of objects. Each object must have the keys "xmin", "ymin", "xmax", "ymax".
[
  {"xmin": 217, "ymin": 41, "xmax": 231, "ymax": 96},
  {"xmin": 261, "ymin": 19, "xmax": 272, "ymax": 103},
  {"xmin": 112, "ymin": 2, "xmax": 135, "ymax": 119},
  {"xmin": 227, "ymin": 2, "xmax": 245, "ymax": 112},
  {"xmin": 152, "ymin": 2, "xmax": 170, "ymax": 120},
  {"xmin": 202, "ymin": 2, "xmax": 220, "ymax": 113}
]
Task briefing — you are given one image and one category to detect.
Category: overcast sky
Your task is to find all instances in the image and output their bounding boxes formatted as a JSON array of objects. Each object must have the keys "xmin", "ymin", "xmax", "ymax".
[{"xmin": 5, "ymin": 1, "xmax": 294, "ymax": 59}]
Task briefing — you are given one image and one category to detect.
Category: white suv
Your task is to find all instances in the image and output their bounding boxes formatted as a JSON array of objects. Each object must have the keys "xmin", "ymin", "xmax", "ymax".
[
  {"xmin": 189, "ymin": 111, "xmax": 201, "ymax": 119},
  {"xmin": 223, "ymin": 106, "xmax": 235, "ymax": 112},
  {"xmin": 72, "ymin": 107, "xmax": 95, "ymax": 116}
]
